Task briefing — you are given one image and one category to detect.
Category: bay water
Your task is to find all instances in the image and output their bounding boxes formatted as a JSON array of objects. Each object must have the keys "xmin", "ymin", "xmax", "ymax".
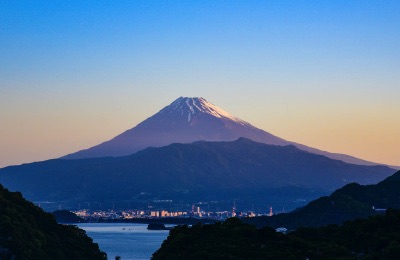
[{"xmin": 77, "ymin": 223, "xmax": 170, "ymax": 260}]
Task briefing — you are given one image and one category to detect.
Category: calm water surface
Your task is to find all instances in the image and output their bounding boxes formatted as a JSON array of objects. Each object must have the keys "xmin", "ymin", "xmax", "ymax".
[{"xmin": 77, "ymin": 223, "xmax": 170, "ymax": 260}]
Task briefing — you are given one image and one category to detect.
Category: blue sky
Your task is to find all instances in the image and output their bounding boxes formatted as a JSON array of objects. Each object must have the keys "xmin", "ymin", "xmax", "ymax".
[{"xmin": 1, "ymin": 1, "xmax": 400, "ymax": 167}]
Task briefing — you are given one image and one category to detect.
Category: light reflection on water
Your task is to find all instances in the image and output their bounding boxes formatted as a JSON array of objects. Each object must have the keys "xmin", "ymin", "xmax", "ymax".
[{"xmin": 77, "ymin": 223, "xmax": 170, "ymax": 260}]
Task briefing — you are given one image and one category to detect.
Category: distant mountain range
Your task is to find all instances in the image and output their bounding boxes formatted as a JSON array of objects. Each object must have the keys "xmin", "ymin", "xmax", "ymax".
[
  {"xmin": 0, "ymin": 138, "xmax": 395, "ymax": 209},
  {"xmin": 245, "ymin": 169, "xmax": 400, "ymax": 229},
  {"xmin": 62, "ymin": 97, "xmax": 389, "ymax": 167}
]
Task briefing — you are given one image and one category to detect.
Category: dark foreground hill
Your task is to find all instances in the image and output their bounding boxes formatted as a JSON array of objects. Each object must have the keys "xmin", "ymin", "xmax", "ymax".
[
  {"xmin": 0, "ymin": 184, "xmax": 106, "ymax": 260},
  {"xmin": 245, "ymin": 170, "xmax": 400, "ymax": 229},
  {"xmin": 52, "ymin": 210, "xmax": 85, "ymax": 223},
  {"xmin": 153, "ymin": 210, "xmax": 400, "ymax": 259},
  {"xmin": 0, "ymin": 139, "xmax": 394, "ymax": 210}
]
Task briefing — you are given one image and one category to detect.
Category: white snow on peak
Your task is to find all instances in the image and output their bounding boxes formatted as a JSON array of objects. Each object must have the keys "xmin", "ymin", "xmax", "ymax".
[
  {"xmin": 185, "ymin": 99, "xmax": 195, "ymax": 114},
  {"xmin": 169, "ymin": 97, "xmax": 251, "ymax": 126}
]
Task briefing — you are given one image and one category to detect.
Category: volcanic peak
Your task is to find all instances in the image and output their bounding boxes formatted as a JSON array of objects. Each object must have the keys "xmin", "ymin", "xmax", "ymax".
[{"xmin": 161, "ymin": 97, "xmax": 250, "ymax": 126}]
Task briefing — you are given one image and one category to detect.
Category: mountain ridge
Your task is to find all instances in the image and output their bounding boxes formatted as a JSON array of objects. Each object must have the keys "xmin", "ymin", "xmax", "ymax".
[
  {"xmin": 0, "ymin": 138, "xmax": 395, "ymax": 211},
  {"xmin": 244, "ymin": 169, "xmax": 400, "ymax": 229},
  {"xmin": 61, "ymin": 97, "xmax": 393, "ymax": 168}
]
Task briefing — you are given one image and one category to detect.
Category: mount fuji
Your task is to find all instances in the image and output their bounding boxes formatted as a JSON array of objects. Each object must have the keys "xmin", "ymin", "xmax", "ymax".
[{"xmin": 63, "ymin": 97, "xmax": 381, "ymax": 166}]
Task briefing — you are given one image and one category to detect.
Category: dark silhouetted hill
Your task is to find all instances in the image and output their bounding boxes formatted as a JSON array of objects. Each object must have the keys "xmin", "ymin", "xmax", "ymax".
[
  {"xmin": 245, "ymin": 170, "xmax": 400, "ymax": 229},
  {"xmin": 0, "ymin": 184, "xmax": 106, "ymax": 259},
  {"xmin": 53, "ymin": 210, "xmax": 84, "ymax": 223},
  {"xmin": 153, "ymin": 210, "xmax": 400, "ymax": 259}
]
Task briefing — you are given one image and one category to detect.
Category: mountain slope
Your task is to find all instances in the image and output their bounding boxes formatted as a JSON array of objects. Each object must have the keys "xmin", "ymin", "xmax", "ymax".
[
  {"xmin": 0, "ymin": 184, "xmax": 106, "ymax": 259},
  {"xmin": 245, "ymin": 170, "xmax": 400, "ymax": 229},
  {"xmin": 62, "ymin": 97, "xmax": 386, "ymax": 167},
  {"xmin": 63, "ymin": 97, "xmax": 288, "ymax": 159},
  {"xmin": 0, "ymin": 138, "xmax": 394, "ymax": 210}
]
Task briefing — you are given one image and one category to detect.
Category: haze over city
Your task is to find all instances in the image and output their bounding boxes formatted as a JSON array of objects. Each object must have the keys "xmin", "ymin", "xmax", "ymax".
[{"xmin": 1, "ymin": 1, "xmax": 399, "ymax": 168}]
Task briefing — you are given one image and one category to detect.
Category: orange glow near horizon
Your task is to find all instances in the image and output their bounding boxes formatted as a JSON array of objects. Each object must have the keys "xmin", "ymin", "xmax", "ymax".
[
  {"xmin": 1, "ymin": 1, "xmax": 399, "ymax": 168},
  {"xmin": 1, "ymin": 95, "xmax": 399, "ymax": 168}
]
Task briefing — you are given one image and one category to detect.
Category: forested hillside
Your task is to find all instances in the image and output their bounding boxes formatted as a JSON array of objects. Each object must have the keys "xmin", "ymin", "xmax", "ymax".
[{"xmin": 0, "ymin": 184, "xmax": 106, "ymax": 260}]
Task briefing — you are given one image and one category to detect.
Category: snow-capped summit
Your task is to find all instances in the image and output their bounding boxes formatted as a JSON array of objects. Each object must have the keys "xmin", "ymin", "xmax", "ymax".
[
  {"xmin": 62, "ymin": 96, "xmax": 287, "ymax": 159},
  {"xmin": 62, "ymin": 97, "xmax": 382, "ymax": 167},
  {"xmin": 160, "ymin": 97, "xmax": 250, "ymax": 126}
]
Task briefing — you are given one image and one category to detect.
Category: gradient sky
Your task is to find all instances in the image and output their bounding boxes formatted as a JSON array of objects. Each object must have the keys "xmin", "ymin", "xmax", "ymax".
[{"xmin": 1, "ymin": 1, "xmax": 399, "ymax": 167}]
